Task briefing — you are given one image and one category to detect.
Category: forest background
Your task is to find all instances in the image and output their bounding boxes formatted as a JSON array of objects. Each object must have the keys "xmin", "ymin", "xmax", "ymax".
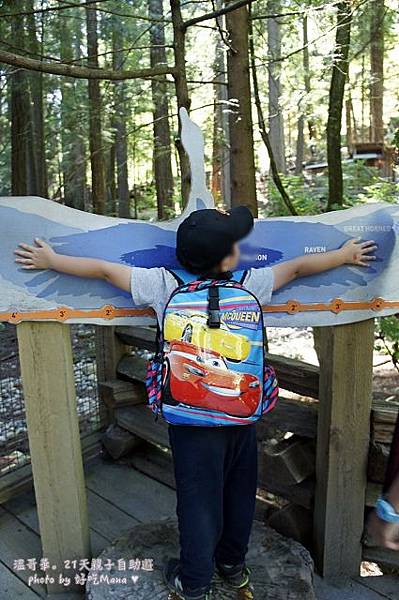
[{"xmin": 0, "ymin": 0, "xmax": 398, "ymax": 364}]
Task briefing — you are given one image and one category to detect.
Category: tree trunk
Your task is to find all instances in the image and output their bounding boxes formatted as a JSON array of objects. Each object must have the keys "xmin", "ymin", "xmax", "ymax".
[
  {"xmin": 369, "ymin": 0, "xmax": 384, "ymax": 143},
  {"xmin": 25, "ymin": 0, "xmax": 48, "ymax": 197},
  {"xmin": 249, "ymin": 13, "xmax": 297, "ymax": 216},
  {"xmin": 170, "ymin": 0, "xmax": 190, "ymax": 208},
  {"xmin": 267, "ymin": 0, "xmax": 286, "ymax": 174},
  {"xmin": 225, "ymin": 0, "xmax": 257, "ymax": 216},
  {"xmin": 326, "ymin": 1, "xmax": 352, "ymax": 210},
  {"xmin": 303, "ymin": 15, "xmax": 314, "ymax": 141},
  {"xmin": 112, "ymin": 22, "xmax": 130, "ymax": 218},
  {"xmin": 295, "ymin": 14, "xmax": 314, "ymax": 173},
  {"xmin": 86, "ymin": 6, "xmax": 106, "ymax": 214},
  {"xmin": 60, "ymin": 13, "xmax": 85, "ymax": 209},
  {"xmin": 8, "ymin": 1, "xmax": 29, "ymax": 195},
  {"xmin": 212, "ymin": 14, "xmax": 231, "ymax": 207},
  {"xmin": 346, "ymin": 98, "xmax": 354, "ymax": 151},
  {"xmin": 149, "ymin": 0, "xmax": 174, "ymax": 219},
  {"xmin": 107, "ymin": 143, "xmax": 117, "ymax": 214},
  {"xmin": 294, "ymin": 114, "xmax": 305, "ymax": 175}
]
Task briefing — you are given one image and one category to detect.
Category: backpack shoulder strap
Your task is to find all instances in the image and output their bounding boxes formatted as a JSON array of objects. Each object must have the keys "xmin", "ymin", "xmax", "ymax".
[
  {"xmin": 164, "ymin": 268, "xmax": 184, "ymax": 286},
  {"xmin": 232, "ymin": 269, "xmax": 249, "ymax": 285},
  {"xmin": 165, "ymin": 268, "xmax": 196, "ymax": 286}
]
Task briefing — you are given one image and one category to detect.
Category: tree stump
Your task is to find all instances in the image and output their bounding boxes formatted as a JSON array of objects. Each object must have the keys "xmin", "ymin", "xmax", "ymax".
[{"xmin": 86, "ymin": 520, "xmax": 315, "ymax": 599}]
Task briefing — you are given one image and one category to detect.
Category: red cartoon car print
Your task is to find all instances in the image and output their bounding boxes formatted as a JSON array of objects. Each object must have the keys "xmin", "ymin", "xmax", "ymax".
[{"xmin": 163, "ymin": 340, "xmax": 261, "ymax": 417}]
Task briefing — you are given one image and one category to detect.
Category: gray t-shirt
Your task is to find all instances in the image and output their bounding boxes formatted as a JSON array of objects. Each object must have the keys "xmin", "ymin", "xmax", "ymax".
[{"xmin": 130, "ymin": 267, "xmax": 274, "ymax": 324}]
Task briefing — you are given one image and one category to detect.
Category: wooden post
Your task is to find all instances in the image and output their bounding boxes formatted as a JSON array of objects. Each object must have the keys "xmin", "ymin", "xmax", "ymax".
[
  {"xmin": 17, "ymin": 322, "xmax": 91, "ymax": 593},
  {"xmin": 95, "ymin": 326, "xmax": 127, "ymax": 424},
  {"xmin": 313, "ymin": 319, "xmax": 374, "ymax": 577}
]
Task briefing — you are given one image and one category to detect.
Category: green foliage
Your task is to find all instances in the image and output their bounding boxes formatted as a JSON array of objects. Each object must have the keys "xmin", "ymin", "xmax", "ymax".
[
  {"xmin": 375, "ymin": 316, "xmax": 399, "ymax": 372},
  {"xmin": 265, "ymin": 174, "xmax": 324, "ymax": 216},
  {"xmin": 265, "ymin": 160, "xmax": 399, "ymax": 217}
]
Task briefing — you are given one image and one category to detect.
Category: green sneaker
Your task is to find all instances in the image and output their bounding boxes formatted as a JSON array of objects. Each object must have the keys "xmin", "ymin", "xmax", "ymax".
[
  {"xmin": 216, "ymin": 562, "xmax": 252, "ymax": 589},
  {"xmin": 163, "ymin": 558, "xmax": 212, "ymax": 600}
]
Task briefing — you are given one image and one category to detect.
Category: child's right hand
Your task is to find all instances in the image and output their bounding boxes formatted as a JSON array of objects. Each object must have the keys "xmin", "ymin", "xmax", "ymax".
[{"xmin": 14, "ymin": 238, "xmax": 56, "ymax": 270}]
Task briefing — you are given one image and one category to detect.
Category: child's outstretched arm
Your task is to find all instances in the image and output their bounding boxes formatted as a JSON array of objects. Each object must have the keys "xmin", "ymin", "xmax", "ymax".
[
  {"xmin": 272, "ymin": 238, "xmax": 377, "ymax": 291},
  {"xmin": 14, "ymin": 238, "xmax": 131, "ymax": 292}
]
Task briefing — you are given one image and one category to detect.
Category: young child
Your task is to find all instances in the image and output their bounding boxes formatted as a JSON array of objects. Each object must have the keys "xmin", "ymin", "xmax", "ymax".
[{"xmin": 15, "ymin": 206, "xmax": 376, "ymax": 600}]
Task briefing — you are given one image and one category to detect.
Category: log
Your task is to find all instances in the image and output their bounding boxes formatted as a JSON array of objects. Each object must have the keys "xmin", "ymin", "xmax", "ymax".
[
  {"xmin": 266, "ymin": 352, "xmax": 319, "ymax": 398},
  {"xmin": 257, "ymin": 397, "xmax": 318, "ymax": 438},
  {"xmin": 371, "ymin": 404, "xmax": 399, "ymax": 444},
  {"xmin": 259, "ymin": 437, "xmax": 315, "ymax": 485},
  {"xmin": 99, "ymin": 379, "xmax": 146, "ymax": 421},
  {"xmin": 99, "ymin": 380, "xmax": 145, "ymax": 408},
  {"xmin": 267, "ymin": 504, "xmax": 313, "ymax": 548},
  {"xmin": 116, "ymin": 405, "xmax": 169, "ymax": 448},
  {"xmin": 368, "ymin": 442, "xmax": 390, "ymax": 484},
  {"xmin": 86, "ymin": 520, "xmax": 316, "ymax": 600},
  {"xmin": 101, "ymin": 424, "xmax": 142, "ymax": 460}
]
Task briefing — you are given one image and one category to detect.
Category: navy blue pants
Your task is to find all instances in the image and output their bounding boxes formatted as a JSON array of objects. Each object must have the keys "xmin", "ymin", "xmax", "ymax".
[{"xmin": 168, "ymin": 424, "xmax": 258, "ymax": 591}]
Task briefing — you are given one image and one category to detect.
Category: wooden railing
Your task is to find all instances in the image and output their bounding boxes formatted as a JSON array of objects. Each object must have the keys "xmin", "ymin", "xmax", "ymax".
[
  {"xmin": 6, "ymin": 319, "xmax": 398, "ymax": 593},
  {"xmin": 101, "ymin": 323, "xmax": 399, "ymax": 575}
]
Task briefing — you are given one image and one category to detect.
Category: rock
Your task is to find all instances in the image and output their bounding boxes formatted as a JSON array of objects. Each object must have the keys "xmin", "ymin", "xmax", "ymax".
[
  {"xmin": 267, "ymin": 504, "xmax": 313, "ymax": 548},
  {"xmin": 86, "ymin": 520, "xmax": 315, "ymax": 600},
  {"xmin": 102, "ymin": 424, "xmax": 142, "ymax": 460}
]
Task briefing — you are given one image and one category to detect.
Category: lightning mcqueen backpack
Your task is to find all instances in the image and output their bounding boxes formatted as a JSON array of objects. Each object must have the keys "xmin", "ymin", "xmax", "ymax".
[{"xmin": 145, "ymin": 270, "xmax": 279, "ymax": 426}]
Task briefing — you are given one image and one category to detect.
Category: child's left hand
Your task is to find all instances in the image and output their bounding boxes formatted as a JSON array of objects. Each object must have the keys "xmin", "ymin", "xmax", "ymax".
[{"xmin": 341, "ymin": 238, "xmax": 377, "ymax": 266}]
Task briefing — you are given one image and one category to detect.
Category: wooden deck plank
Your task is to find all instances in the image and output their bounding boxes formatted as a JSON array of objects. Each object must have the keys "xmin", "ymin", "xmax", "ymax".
[
  {"xmin": 355, "ymin": 576, "xmax": 399, "ymax": 600},
  {"xmin": 3, "ymin": 489, "xmax": 108, "ymax": 557},
  {"xmin": 85, "ymin": 460, "xmax": 176, "ymax": 522},
  {"xmin": 4, "ymin": 458, "xmax": 142, "ymax": 545},
  {"xmin": 0, "ymin": 506, "xmax": 45, "ymax": 596},
  {"xmin": 0, "ymin": 561, "xmax": 41, "ymax": 599},
  {"xmin": 314, "ymin": 575, "xmax": 390, "ymax": 600},
  {"xmin": 86, "ymin": 489, "xmax": 140, "ymax": 541}
]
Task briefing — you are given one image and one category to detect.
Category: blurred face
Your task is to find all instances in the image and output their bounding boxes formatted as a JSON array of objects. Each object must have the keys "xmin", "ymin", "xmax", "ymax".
[{"xmin": 219, "ymin": 243, "xmax": 240, "ymax": 272}]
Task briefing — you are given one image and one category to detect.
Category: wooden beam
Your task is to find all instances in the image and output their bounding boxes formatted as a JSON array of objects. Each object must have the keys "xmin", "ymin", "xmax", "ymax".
[
  {"xmin": 313, "ymin": 319, "xmax": 374, "ymax": 577},
  {"xmin": 116, "ymin": 353, "xmax": 319, "ymax": 437},
  {"xmin": 257, "ymin": 397, "xmax": 318, "ymax": 438},
  {"xmin": 17, "ymin": 322, "xmax": 91, "ymax": 593},
  {"xmin": 115, "ymin": 329, "xmax": 320, "ymax": 397},
  {"xmin": 266, "ymin": 352, "xmax": 319, "ymax": 398},
  {"xmin": 116, "ymin": 325, "xmax": 158, "ymax": 351},
  {"xmin": 96, "ymin": 326, "xmax": 128, "ymax": 423},
  {"xmin": 115, "ymin": 404, "xmax": 315, "ymax": 507},
  {"xmin": 362, "ymin": 545, "xmax": 399, "ymax": 569},
  {"xmin": 117, "ymin": 353, "xmax": 148, "ymax": 383}
]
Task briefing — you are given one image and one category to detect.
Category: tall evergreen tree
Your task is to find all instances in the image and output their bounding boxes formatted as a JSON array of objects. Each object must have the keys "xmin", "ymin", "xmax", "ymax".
[
  {"xmin": 225, "ymin": 0, "xmax": 257, "ymax": 216},
  {"xmin": 326, "ymin": 1, "xmax": 352, "ymax": 209},
  {"xmin": 149, "ymin": 0, "xmax": 174, "ymax": 219},
  {"xmin": 369, "ymin": 0, "xmax": 384, "ymax": 143},
  {"xmin": 267, "ymin": 0, "xmax": 286, "ymax": 174},
  {"xmin": 86, "ymin": 5, "xmax": 106, "ymax": 214}
]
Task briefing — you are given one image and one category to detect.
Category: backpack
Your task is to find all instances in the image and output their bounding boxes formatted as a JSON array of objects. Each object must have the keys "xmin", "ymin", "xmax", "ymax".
[{"xmin": 145, "ymin": 270, "xmax": 279, "ymax": 426}]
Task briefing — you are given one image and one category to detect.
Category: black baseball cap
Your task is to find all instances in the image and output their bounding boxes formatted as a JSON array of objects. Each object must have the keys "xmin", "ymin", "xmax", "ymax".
[{"xmin": 176, "ymin": 206, "xmax": 254, "ymax": 274}]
